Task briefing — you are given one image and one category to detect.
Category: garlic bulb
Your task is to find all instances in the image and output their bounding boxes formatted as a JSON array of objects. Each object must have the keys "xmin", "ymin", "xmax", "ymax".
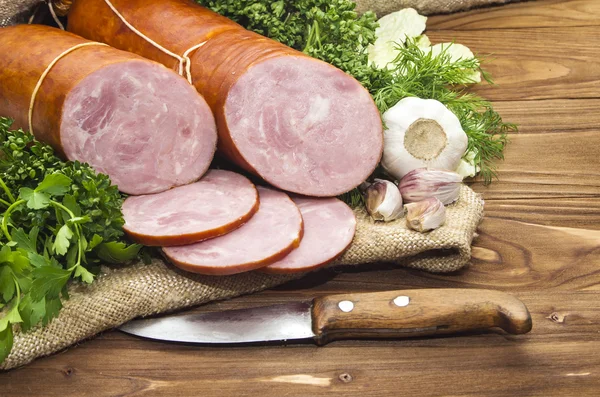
[
  {"xmin": 364, "ymin": 179, "xmax": 403, "ymax": 222},
  {"xmin": 405, "ymin": 197, "xmax": 446, "ymax": 232},
  {"xmin": 399, "ymin": 168, "xmax": 462, "ymax": 205},
  {"xmin": 381, "ymin": 97, "xmax": 468, "ymax": 180}
]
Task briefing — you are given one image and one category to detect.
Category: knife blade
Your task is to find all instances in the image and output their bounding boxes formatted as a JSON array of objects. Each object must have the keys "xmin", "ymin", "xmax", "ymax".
[{"xmin": 119, "ymin": 289, "xmax": 532, "ymax": 345}]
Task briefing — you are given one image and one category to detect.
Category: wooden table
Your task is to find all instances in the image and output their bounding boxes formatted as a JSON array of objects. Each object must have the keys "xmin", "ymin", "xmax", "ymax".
[{"xmin": 2, "ymin": 0, "xmax": 600, "ymax": 395}]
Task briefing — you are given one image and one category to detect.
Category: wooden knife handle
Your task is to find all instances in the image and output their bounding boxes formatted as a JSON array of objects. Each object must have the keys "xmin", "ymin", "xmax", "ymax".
[{"xmin": 311, "ymin": 289, "xmax": 532, "ymax": 345}]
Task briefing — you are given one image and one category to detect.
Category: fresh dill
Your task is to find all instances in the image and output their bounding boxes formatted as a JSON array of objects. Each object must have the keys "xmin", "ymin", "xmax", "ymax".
[{"xmin": 372, "ymin": 41, "xmax": 515, "ymax": 185}]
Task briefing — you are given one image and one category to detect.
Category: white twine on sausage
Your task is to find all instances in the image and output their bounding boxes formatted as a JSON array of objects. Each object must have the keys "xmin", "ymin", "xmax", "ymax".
[
  {"xmin": 48, "ymin": 1, "xmax": 66, "ymax": 31},
  {"xmin": 103, "ymin": 0, "xmax": 206, "ymax": 84},
  {"xmin": 27, "ymin": 8, "xmax": 38, "ymax": 24},
  {"xmin": 28, "ymin": 42, "xmax": 109, "ymax": 136}
]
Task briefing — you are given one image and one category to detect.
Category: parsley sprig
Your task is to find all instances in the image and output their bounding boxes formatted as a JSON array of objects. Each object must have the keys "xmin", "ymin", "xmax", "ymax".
[{"xmin": 0, "ymin": 119, "xmax": 141, "ymax": 363}]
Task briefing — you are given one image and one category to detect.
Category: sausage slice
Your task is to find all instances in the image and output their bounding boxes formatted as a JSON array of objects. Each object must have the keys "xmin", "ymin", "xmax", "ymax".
[
  {"xmin": 262, "ymin": 197, "xmax": 356, "ymax": 274},
  {"xmin": 122, "ymin": 170, "xmax": 259, "ymax": 246},
  {"xmin": 163, "ymin": 186, "xmax": 303, "ymax": 275}
]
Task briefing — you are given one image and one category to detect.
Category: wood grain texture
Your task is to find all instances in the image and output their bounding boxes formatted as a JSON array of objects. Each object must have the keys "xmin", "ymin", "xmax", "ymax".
[
  {"xmin": 428, "ymin": 0, "xmax": 600, "ymax": 30},
  {"xmin": 468, "ymin": 131, "xmax": 600, "ymax": 199},
  {"xmin": 427, "ymin": 27, "xmax": 600, "ymax": 101},
  {"xmin": 492, "ymin": 99, "xmax": 600, "ymax": 134},
  {"xmin": 2, "ymin": 0, "xmax": 600, "ymax": 395}
]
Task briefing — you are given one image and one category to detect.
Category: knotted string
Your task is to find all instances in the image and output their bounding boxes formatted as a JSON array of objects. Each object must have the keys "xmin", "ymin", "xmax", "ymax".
[{"xmin": 104, "ymin": 0, "xmax": 206, "ymax": 84}]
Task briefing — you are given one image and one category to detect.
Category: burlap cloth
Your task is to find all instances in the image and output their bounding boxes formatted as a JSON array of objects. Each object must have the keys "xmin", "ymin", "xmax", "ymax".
[
  {"xmin": 0, "ymin": 0, "xmax": 529, "ymax": 26},
  {"xmin": 1, "ymin": 185, "xmax": 484, "ymax": 370},
  {"xmin": 354, "ymin": 0, "xmax": 525, "ymax": 15}
]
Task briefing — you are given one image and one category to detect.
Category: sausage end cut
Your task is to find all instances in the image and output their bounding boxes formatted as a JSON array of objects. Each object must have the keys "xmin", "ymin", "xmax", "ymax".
[
  {"xmin": 61, "ymin": 61, "xmax": 217, "ymax": 195},
  {"xmin": 162, "ymin": 186, "xmax": 303, "ymax": 275},
  {"xmin": 225, "ymin": 56, "xmax": 383, "ymax": 196},
  {"xmin": 261, "ymin": 197, "xmax": 356, "ymax": 274},
  {"xmin": 0, "ymin": 25, "xmax": 217, "ymax": 196},
  {"xmin": 122, "ymin": 170, "xmax": 259, "ymax": 246}
]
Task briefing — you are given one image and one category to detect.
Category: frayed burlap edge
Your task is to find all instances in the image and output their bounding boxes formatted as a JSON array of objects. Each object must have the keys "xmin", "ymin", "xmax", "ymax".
[
  {"xmin": 354, "ymin": 0, "xmax": 526, "ymax": 16},
  {"xmin": 1, "ymin": 185, "xmax": 483, "ymax": 370}
]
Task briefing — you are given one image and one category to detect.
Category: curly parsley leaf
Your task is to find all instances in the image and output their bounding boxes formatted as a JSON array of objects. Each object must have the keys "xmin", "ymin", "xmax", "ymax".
[
  {"xmin": 27, "ymin": 252, "xmax": 49, "ymax": 269},
  {"xmin": 0, "ymin": 304, "xmax": 22, "ymax": 332},
  {"xmin": 74, "ymin": 265, "xmax": 94, "ymax": 284},
  {"xmin": 18, "ymin": 295, "xmax": 46, "ymax": 332},
  {"xmin": 19, "ymin": 188, "xmax": 50, "ymax": 210},
  {"xmin": 34, "ymin": 174, "xmax": 72, "ymax": 196},
  {"xmin": 0, "ymin": 267, "xmax": 15, "ymax": 302},
  {"xmin": 29, "ymin": 266, "xmax": 72, "ymax": 302},
  {"xmin": 12, "ymin": 228, "xmax": 38, "ymax": 253}
]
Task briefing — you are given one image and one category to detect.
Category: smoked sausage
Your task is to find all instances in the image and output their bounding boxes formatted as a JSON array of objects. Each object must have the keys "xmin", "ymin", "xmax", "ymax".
[
  {"xmin": 68, "ymin": 0, "xmax": 383, "ymax": 197},
  {"xmin": 0, "ymin": 25, "xmax": 217, "ymax": 195}
]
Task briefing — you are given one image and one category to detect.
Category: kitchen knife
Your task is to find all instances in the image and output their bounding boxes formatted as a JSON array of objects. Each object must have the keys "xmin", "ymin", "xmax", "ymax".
[{"xmin": 119, "ymin": 289, "xmax": 532, "ymax": 344}]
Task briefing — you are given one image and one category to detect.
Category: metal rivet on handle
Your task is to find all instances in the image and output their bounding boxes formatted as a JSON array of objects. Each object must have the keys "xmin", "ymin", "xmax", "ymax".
[
  {"xmin": 393, "ymin": 296, "xmax": 410, "ymax": 307},
  {"xmin": 338, "ymin": 300, "xmax": 354, "ymax": 313}
]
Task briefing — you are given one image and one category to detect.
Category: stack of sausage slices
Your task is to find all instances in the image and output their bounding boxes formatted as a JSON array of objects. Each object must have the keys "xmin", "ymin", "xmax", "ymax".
[{"xmin": 122, "ymin": 169, "xmax": 357, "ymax": 275}]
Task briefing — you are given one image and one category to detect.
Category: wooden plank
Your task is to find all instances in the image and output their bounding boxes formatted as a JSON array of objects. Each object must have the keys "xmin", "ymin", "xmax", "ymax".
[
  {"xmin": 2, "ymin": 1, "xmax": 600, "ymax": 396},
  {"xmin": 492, "ymin": 99, "xmax": 600, "ymax": 134},
  {"xmin": 483, "ymin": 198, "xmax": 600, "ymax": 228},
  {"xmin": 468, "ymin": 131, "xmax": 600, "ymax": 200},
  {"xmin": 428, "ymin": 0, "xmax": 600, "ymax": 30},
  {"xmin": 1, "ymin": 291, "xmax": 598, "ymax": 397},
  {"xmin": 426, "ymin": 27, "xmax": 600, "ymax": 101}
]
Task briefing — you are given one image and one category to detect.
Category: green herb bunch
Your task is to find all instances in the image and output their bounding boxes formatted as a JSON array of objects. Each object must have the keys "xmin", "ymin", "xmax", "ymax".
[{"xmin": 0, "ymin": 118, "xmax": 141, "ymax": 362}]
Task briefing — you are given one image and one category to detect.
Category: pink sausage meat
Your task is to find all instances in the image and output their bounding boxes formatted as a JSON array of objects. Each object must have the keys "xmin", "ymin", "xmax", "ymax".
[
  {"xmin": 262, "ymin": 197, "xmax": 356, "ymax": 274},
  {"xmin": 225, "ymin": 56, "xmax": 384, "ymax": 196},
  {"xmin": 122, "ymin": 170, "xmax": 259, "ymax": 246},
  {"xmin": 61, "ymin": 61, "xmax": 217, "ymax": 195},
  {"xmin": 163, "ymin": 186, "xmax": 303, "ymax": 275},
  {"xmin": 0, "ymin": 25, "xmax": 218, "ymax": 196}
]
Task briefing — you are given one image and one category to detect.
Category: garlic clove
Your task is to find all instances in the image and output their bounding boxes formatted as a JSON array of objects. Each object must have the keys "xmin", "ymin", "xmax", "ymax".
[
  {"xmin": 381, "ymin": 97, "xmax": 468, "ymax": 180},
  {"xmin": 405, "ymin": 197, "xmax": 446, "ymax": 232},
  {"xmin": 399, "ymin": 168, "xmax": 462, "ymax": 205},
  {"xmin": 364, "ymin": 179, "xmax": 403, "ymax": 222}
]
